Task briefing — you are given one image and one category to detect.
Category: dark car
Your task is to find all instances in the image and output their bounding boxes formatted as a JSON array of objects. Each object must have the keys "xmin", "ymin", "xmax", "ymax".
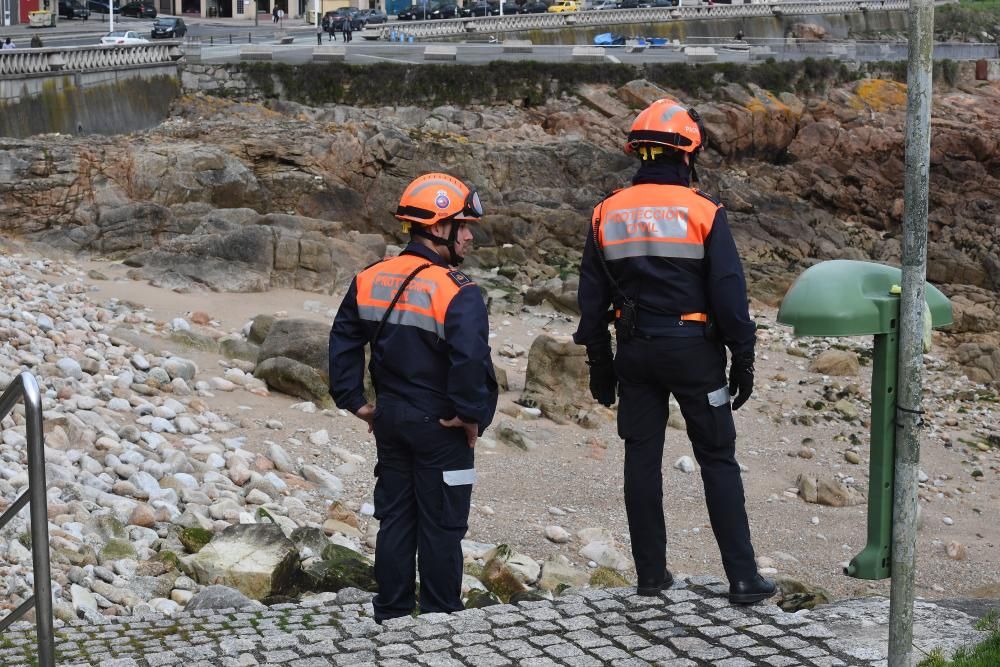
[
  {"xmin": 361, "ymin": 9, "xmax": 387, "ymax": 23},
  {"xmin": 151, "ymin": 16, "xmax": 186, "ymax": 37},
  {"xmin": 322, "ymin": 8, "xmax": 352, "ymax": 29},
  {"xmin": 466, "ymin": 1, "xmax": 498, "ymax": 15},
  {"xmin": 618, "ymin": 0, "xmax": 638, "ymax": 7},
  {"xmin": 59, "ymin": 0, "xmax": 91, "ymax": 19},
  {"xmin": 517, "ymin": 0, "xmax": 547, "ymax": 12},
  {"xmin": 398, "ymin": 4, "xmax": 435, "ymax": 19},
  {"xmin": 428, "ymin": 2, "xmax": 459, "ymax": 18},
  {"xmin": 87, "ymin": 0, "xmax": 121, "ymax": 14},
  {"xmin": 120, "ymin": 1, "xmax": 156, "ymax": 17}
]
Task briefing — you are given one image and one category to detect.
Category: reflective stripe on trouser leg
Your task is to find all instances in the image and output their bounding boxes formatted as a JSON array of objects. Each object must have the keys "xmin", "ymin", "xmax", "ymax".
[
  {"xmin": 414, "ymin": 459, "xmax": 474, "ymax": 614},
  {"xmin": 674, "ymin": 384, "xmax": 756, "ymax": 580}
]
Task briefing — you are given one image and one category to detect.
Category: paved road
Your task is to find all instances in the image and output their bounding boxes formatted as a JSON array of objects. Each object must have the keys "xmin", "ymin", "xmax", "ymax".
[
  {"xmin": 194, "ymin": 41, "xmax": 754, "ymax": 65},
  {"xmin": 0, "ymin": 577, "xmax": 887, "ymax": 667}
]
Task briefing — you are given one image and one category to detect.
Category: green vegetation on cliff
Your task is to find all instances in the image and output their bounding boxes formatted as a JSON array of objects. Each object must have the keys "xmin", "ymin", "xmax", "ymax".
[
  {"xmin": 238, "ymin": 58, "xmax": 860, "ymax": 107},
  {"xmin": 938, "ymin": 1, "xmax": 1000, "ymax": 39}
]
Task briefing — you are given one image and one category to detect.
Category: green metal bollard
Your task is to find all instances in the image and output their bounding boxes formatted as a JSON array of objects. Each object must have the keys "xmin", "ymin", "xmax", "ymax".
[{"xmin": 777, "ymin": 260, "xmax": 952, "ymax": 580}]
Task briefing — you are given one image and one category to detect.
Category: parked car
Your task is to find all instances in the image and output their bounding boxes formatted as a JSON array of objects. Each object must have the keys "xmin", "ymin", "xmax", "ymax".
[
  {"xmin": 322, "ymin": 8, "xmax": 360, "ymax": 30},
  {"xmin": 150, "ymin": 16, "xmax": 186, "ymax": 38},
  {"xmin": 58, "ymin": 0, "xmax": 91, "ymax": 19},
  {"xmin": 592, "ymin": 0, "xmax": 616, "ymax": 8},
  {"xmin": 547, "ymin": 0, "xmax": 577, "ymax": 11},
  {"xmin": 466, "ymin": 1, "xmax": 498, "ymax": 15},
  {"xmin": 120, "ymin": 1, "xmax": 156, "ymax": 17},
  {"xmin": 87, "ymin": 0, "xmax": 121, "ymax": 14},
  {"xmin": 398, "ymin": 4, "xmax": 435, "ymax": 19},
  {"xmin": 429, "ymin": 2, "xmax": 460, "ymax": 18},
  {"xmin": 100, "ymin": 30, "xmax": 148, "ymax": 44},
  {"xmin": 356, "ymin": 9, "xmax": 387, "ymax": 24},
  {"xmin": 618, "ymin": 0, "xmax": 638, "ymax": 7},
  {"xmin": 518, "ymin": 1, "xmax": 548, "ymax": 12}
]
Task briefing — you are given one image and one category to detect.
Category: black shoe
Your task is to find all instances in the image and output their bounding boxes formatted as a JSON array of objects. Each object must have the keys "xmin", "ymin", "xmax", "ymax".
[
  {"xmin": 728, "ymin": 574, "xmax": 777, "ymax": 605},
  {"xmin": 636, "ymin": 569, "xmax": 674, "ymax": 597}
]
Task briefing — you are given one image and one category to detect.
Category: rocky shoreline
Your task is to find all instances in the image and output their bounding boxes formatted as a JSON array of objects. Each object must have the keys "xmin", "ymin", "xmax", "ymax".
[{"xmin": 0, "ymin": 73, "xmax": 997, "ymax": 642}]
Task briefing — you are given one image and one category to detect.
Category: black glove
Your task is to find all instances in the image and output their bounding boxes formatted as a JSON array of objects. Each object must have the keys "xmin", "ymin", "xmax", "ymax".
[
  {"xmin": 585, "ymin": 341, "xmax": 617, "ymax": 407},
  {"xmin": 728, "ymin": 350, "xmax": 755, "ymax": 411}
]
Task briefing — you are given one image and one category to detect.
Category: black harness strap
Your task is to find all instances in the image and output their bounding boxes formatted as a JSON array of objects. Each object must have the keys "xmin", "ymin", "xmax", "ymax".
[{"xmin": 372, "ymin": 262, "xmax": 433, "ymax": 346}]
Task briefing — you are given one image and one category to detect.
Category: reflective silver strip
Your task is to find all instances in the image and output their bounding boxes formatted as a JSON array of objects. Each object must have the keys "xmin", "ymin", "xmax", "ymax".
[
  {"xmin": 358, "ymin": 305, "xmax": 445, "ymax": 338},
  {"xmin": 409, "ymin": 178, "xmax": 465, "ymax": 198},
  {"xmin": 708, "ymin": 387, "xmax": 730, "ymax": 407},
  {"xmin": 443, "ymin": 468, "xmax": 476, "ymax": 486},
  {"xmin": 660, "ymin": 104, "xmax": 689, "ymax": 122},
  {"xmin": 604, "ymin": 241, "xmax": 705, "ymax": 261},
  {"xmin": 602, "ymin": 206, "xmax": 689, "ymax": 241}
]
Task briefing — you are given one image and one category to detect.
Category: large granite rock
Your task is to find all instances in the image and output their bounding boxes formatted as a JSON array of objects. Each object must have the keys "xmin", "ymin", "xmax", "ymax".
[
  {"xmin": 181, "ymin": 524, "xmax": 299, "ymax": 600},
  {"xmin": 300, "ymin": 544, "xmax": 377, "ymax": 593},
  {"xmin": 519, "ymin": 334, "xmax": 592, "ymax": 426}
]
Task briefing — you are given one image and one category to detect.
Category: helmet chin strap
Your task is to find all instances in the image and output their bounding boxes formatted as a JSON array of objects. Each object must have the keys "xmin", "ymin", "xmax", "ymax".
[{"xmin": 414, "ymin": 220, "xmax": 463, "ymax": 265}]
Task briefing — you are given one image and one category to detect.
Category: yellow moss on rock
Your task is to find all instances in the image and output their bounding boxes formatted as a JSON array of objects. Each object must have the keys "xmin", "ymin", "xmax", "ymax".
[{"xmin": 855, "ymin": 79, "xmax": 907, "ymax": 112}]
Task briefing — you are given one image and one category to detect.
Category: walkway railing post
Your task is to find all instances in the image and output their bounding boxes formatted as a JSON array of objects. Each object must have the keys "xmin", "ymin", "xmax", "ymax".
[{"xmin": 0, "ymin": 372, "xmax": 54, "ymax": 667}]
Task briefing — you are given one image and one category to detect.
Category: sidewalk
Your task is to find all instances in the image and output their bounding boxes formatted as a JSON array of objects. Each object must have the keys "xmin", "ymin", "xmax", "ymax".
[{"xmin": 0, "ymin": 577, "xmax": 888, "ymax": 667}]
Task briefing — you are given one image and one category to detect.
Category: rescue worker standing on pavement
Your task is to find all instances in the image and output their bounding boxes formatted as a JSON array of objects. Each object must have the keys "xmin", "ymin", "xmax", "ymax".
[
  {"xmin": 574, "ymin": 98, "xmax": 776, "ymax": 605},
  {"xmin": 329, "ymin": 173, "xmax": 498, "ymax": 623}
]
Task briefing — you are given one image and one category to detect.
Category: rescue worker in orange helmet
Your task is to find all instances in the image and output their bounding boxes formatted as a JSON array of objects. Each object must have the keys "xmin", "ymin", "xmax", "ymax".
[
  {"xmin": 328, "ymin": 173, "xmax": 498, "ymax": 622},
  {"xmin": 573, "ymin": 99, "xmax": 776, "ymax": 605}
]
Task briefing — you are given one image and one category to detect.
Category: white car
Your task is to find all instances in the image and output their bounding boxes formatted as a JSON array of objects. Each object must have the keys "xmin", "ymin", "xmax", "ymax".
[{"xmin": 100, "ymin": 30, "xmax": 148, "ymax": 45}]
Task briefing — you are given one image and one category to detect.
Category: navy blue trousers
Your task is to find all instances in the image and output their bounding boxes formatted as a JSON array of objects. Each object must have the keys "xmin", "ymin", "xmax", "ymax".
[
  {"xmin": 370, "ymin": 401, "xmax": 475, "ymax": 621},
  {"xmin": 615, "ymin": 336, "xmax": 758, "ymax": 584}
]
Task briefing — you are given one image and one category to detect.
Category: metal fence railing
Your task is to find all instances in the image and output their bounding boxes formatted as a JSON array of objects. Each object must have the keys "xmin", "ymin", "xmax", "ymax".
[{"xmin": 0, "ymin": 372, "xmax": 54, "ymax": 667}]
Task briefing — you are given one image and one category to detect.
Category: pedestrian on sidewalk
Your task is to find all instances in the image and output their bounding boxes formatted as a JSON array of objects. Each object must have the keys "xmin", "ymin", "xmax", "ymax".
[
  {"xmin": 272, "ymin": 5, "xmax": 279, "ymax": 23},
  {"xmin": 277, "ymin": 7, "xmax": 284, "ymax": 26},
  {"xmin": 329, "ymin": 172, "xmax": 497, "ymax": 624},
  {"xmin": 2, "ymin": 37, "xmax": 15, "ymax": 50},
  {"xmin": 344, "ymin": 17, "xmax": 353, "ymax": 42},
  {"xmin": 575, "ymin": 97, "xmax": 777, "ymax": 606},
  {"xmin": 30, "ymin": 34, "xmax": 43, "ymax": 48}
]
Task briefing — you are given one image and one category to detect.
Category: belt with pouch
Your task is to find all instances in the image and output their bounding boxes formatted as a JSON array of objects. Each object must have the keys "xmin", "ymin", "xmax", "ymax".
[{"xmin": 634, "ymin": 311, "xmax": 708, "ymax": 338}]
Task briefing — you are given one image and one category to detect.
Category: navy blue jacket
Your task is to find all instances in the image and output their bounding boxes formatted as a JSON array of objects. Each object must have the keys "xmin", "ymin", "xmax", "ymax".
[
  {"xmin": 329, "ymin": 242, "xmax": 498, "ymax": 431},
  {"xmin": 573, "ymin": 162, "xmax": 756, "ymax": 357}
]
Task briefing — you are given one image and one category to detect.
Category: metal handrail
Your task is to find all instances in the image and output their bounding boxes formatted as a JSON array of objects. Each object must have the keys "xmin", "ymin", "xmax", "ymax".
[{"xmin": 0, "ymin": 372, "xmax": 54, "ymax": 667}]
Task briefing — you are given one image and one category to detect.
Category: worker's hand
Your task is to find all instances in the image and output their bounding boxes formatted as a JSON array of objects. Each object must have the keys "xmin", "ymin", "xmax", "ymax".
[
  {"xmin": 728, "ymin": 352, "xmax": 755, "ymax": 411},
  {"xmin": 585, "ymin": 341, "xmax": 617, "ymax": 407},
  {"xmin": 439, "ymin": 416, "xmax": 478, "ymax": 449},
  {"xmin": 355, "ymin": 403, "xmax": 376, "ymax": 433}
]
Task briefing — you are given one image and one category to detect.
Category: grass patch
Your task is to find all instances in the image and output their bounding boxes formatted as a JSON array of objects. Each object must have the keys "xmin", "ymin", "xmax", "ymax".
[
  {"xmin": 918, "ymin": 611, "xmax": 1000, "ymax": 666},
  {"xmin": 975, "ymin": 609, "xmax": 1000, "ymax": 632}
]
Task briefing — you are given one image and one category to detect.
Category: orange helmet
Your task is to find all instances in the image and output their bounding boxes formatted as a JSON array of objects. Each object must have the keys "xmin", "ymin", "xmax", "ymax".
[
  {"xmin": 394, "ymin": 172, "xmax": 483, "ymax": 231},
  {"xmin": 624, "ymin": 98, "xmax": 705, "ymax": 157}
]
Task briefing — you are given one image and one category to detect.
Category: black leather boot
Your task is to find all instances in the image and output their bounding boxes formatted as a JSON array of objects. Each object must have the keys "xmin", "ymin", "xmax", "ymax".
[
  {"xmin": 728, "ymin": 574, "xmax": 777, "ymax": 605},
  {"xmin": 636, "ymin": 569, "xmax": 674, "ymax": 597}
]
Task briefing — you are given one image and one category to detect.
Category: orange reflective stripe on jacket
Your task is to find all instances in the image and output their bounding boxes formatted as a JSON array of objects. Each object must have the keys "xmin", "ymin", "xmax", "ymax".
[
  {"xmin": 355, "ymin": 254, "xmax": 461, "ymax": 339},
  {"xmin": 597, "ymin": 184, "xmax": 720, "ymax": 261}
]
